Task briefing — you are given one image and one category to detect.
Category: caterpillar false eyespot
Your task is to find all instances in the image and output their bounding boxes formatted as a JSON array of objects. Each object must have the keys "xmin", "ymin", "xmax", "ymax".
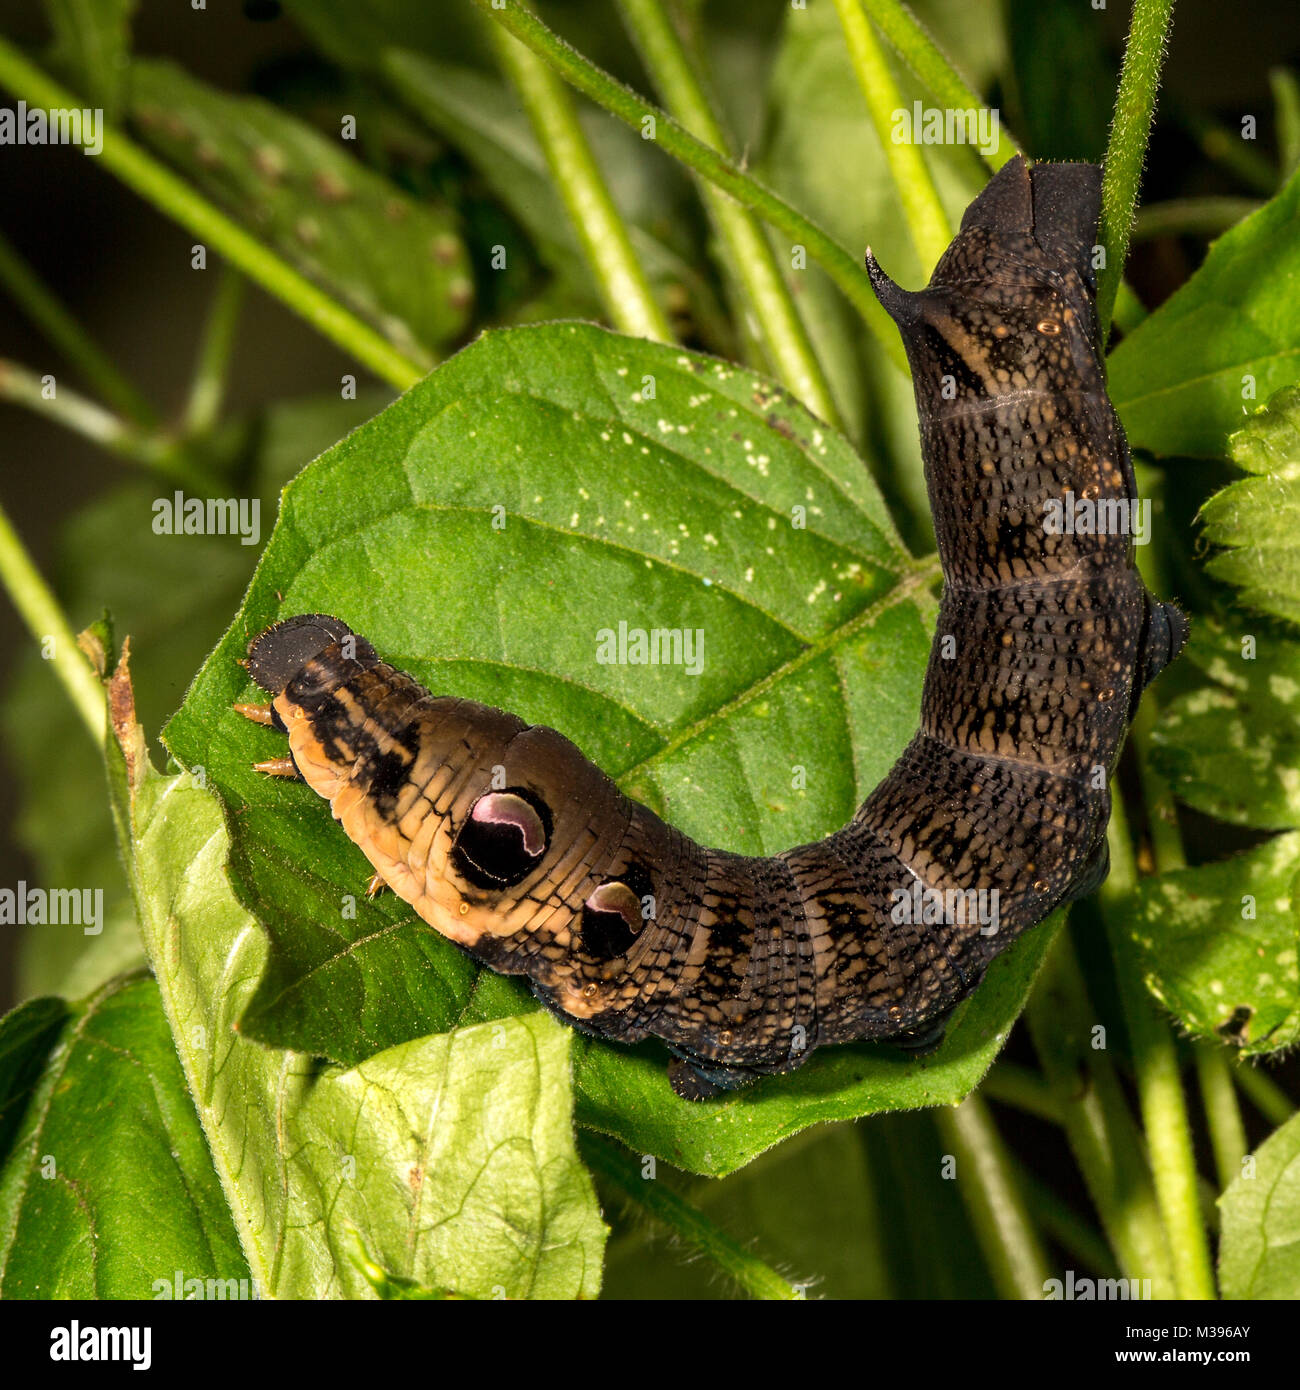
[{"xmin": 237, "ymin": 157, "xmax": 1186, "ymax": 1100}]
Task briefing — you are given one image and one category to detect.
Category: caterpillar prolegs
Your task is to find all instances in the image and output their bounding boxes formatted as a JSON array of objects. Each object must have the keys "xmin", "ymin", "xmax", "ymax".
[{"xmin": 237, "ymin": 156, "xmax": 1186, "ymax": 1100}]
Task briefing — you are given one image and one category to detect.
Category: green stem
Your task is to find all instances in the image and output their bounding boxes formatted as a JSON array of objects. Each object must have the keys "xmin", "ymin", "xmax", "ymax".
[
  {"xmin": 0, "ymin": 358, "xmax": 213, "ymax": 489},
  {"xmin": 933, "ymin": 1095, "xmax": 1050, "ymax": 1299},
  {"xmin": 470, "ymin": 0, "xmax": 908, "ymax": 374},
  {"xmin": 1233, "ymin": 1063, "xmax": 1296, "ymax": 1128},
  {"xmin": 0, "ymin": 498, "xmax": 103, "ymax": 741},
  {"xmin": 615, "ymin": 0, "xmax": 839, "ymax": 420},
  {"xmin": 981, "ymin": 1061, "xmax": 1064, "ymax": 1124},
  {"xmin": 1097, "ymin": 0, "xmax": 1178, "ymax": 337},
  {"xmin": 0, "ymin": 37, "xmax": 425, "ymax": 393},
  {"xmin": 579, "ymin": 1134, "xmax": 798, "ymax": 1300},
  {"xmin": 1131, "ymin": 700, "xmax": 1184, "ymax": 873},
  {"xmin": 861, "ymin": 0, "xmax": 1020, "ymax": 170},
  {"xmin": 1113, "ymin": 468, "xmax": 1221, "ymax": 1294},
  {"xmin": 1134, "ymin": 197, "xmax": 1263, "ymax": 241},
  {"xmin": 1026, "ymin": 932, "xmax": 1176, "ymax": 1295},
  {"xmin": 0, "ymin": 227, "xmax": 155, "ymax": 425},
  {"xmin": 834, "ymin": 0, "xmax": 951, "ymax": 274},
  {"xmin": 1272, "ymin": 68, "xmax": 1300, "ymax": 182},
  {"xmin": 1194, "ymin": 1046, "xmax": 1248, "ymax": 1192},
  {"xmin": 184, "ymin": 264, "xmax": 245, "ymax": 437},
  {"xmin": 488, "ymin": 15, "xmax": 671, "ymax": 343},
  {"xmin": 1101, "ymin": 797, "xmax": 1216, "ymax": 1299}
]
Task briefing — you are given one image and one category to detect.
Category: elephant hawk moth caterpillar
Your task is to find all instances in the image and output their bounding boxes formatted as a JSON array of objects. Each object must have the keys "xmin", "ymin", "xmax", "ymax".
[{"xmin": 237, "ymin": 156, "xmax": 1186, "ymax": 1100}]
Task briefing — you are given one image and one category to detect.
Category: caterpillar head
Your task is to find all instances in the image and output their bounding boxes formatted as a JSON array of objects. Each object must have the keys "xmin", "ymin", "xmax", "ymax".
[
  {"xmin": 866, "ymin": 155, "xmax": 1105, "ymax": 413},
  {"xmin": 246, "ymin": 613, "xmax": 376, "ymax": 694}
]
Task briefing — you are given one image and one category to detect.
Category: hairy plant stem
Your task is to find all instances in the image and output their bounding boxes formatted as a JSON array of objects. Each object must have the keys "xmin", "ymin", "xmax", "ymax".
[
  {"xmin": 861, "ymin": 0, "xmax": 1021, "ymax": 170},
  {"xmin": 1121, "ymin": 467, "xmax": 1233, "ymax": 1290},
  {"xmin": 0, "ymin": 358, "xmax": 214, "ymax": 490},
  {"xmin": 1233, "ymin": 1064, "xmax": 1296, "ymax": 1127},
  {"xmin": 184, "ymin": 264, "xmax": 245, "ymax": 437},
  {"xmin": 982, "ymin": 1061, "xmax": 1064, "ymax": 1124},
  {"xmin": 615, "ymin": 0, "xmax": 839, "ymax": 421},
  {"xmin": 1026, "ymin": 931, "xmax": 1176, "ymax": 1296},
  {"xmin": 1098, "ymin": 0, "xmax": 1178, "ymax": 336},
  {"xmin": 858, "ymin": 2, "xmax": 1149, "ymax": 339},
  {"xmin": 579, "ymin": 1133, "xmax": 798, "ymax": 1299},
  {"xmin": 0, "ymin": 498, "xmax": 103, "ymax": 742},
  {"xmin": 470, "ymin": 0, "xmax": 909, "ymax": 373},
  {"xmin": 1102, "ymin": 793, "xmax": 1216, "ymax": 1299},
  {"xmin": 1195, "ymin": 1046, "xmax": 1248, "ymax": 1192},
  {"xmin": 488, "ymin": 15, "xmax": 672, "ymax": 343},
  {"xmin": 0, "ymin": 227, "xmax": 155, "ymax": 425},
  {"xmin": 933, "ymin": 1095, "xmax": 1050, "ymax": 1299},
  {"xmin": 1134, "ymin": 197, "xmax": 1263, "ymax": 241},
  {"xmin": 834, "ymin": 0, "xmax": 951, "ymax": 273}
]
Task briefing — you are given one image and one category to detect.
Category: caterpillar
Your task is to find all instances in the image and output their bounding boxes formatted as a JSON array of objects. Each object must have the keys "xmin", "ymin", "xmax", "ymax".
[{"xmin": 236, "ymin": 155, "xmax": 1186, "ymax": 1100}]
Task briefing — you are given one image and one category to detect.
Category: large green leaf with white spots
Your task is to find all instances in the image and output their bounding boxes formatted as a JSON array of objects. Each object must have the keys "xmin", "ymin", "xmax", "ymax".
[{"xmin": 1121, "ymin": 833, "xmax": 1300, "ymax": 1055}]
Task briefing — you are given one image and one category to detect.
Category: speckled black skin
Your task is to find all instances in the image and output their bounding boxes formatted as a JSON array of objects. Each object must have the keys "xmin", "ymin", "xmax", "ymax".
[{"xmin": 243, "ymin": 158, "xmax": 1185, "ymax": 1100}]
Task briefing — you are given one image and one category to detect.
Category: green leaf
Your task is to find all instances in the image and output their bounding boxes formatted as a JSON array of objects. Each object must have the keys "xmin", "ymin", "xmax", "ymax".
[
  {"xmin": 43, "ymin": 0, "xmax": 135, "ymax": 118},
  {"xmin": 0, "ymin": 977, "xmax": 250, "ymax": 1298},
  {"xmin": 165, "ymin": 321, "xmax": 1056, "ymax": 1176},
  {"xmin": 113, "ymin": 673, "xmax": 605, "ymax": 1299},
  {"xmin": 1152, "ymin": 620, "xmax": 1300, "ymax": 830},
  {"xmin": 1109, "ymin": 162, "xmax": 1300, "ymax": 458},
  {"xmin": 1219, "ymin": 1108, "xmax": 1300, "ymax": 1298},
  {"xmin": 128, "ymin": 58, "xmax": 473, "ymax": 363},
  {"xmin": 1201, "ymin": 384, "xmax": 1300, "ymax": 626},
  {"xmin": 1121, "ymin": 833, "xmax": 1300, "ymax": 1055}
]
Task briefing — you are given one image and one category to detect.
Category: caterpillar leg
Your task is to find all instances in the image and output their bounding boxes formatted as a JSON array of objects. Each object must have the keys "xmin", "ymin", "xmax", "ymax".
[
  {"xmin": 891, "ymin": 1005, "xmax": 959, "ymax": 1056},
  {"xmin": 233, "ymin": 701, "xmax": 287, "ymax": 733},
  {"xmin": 365, "ymin": 872, "xmax": 389, "ymax": 899},
  {"xmin": 1062, "ymin": 836, "xmax": 1111, "ymax": 904},
  {"xmin": 233, "ymin": 702, "xmax": 276, "ymax": 726},
  {"xmin": 666, "ymin": 1054, "xmax": 776, "ymax": 1101},
  {"xmin": 253, "ymin": 757, "xmax": 303, "ymax": 780},
  {"xmin": 234, "ymin": 700, "xmax": 300, "ymax": 778}
]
